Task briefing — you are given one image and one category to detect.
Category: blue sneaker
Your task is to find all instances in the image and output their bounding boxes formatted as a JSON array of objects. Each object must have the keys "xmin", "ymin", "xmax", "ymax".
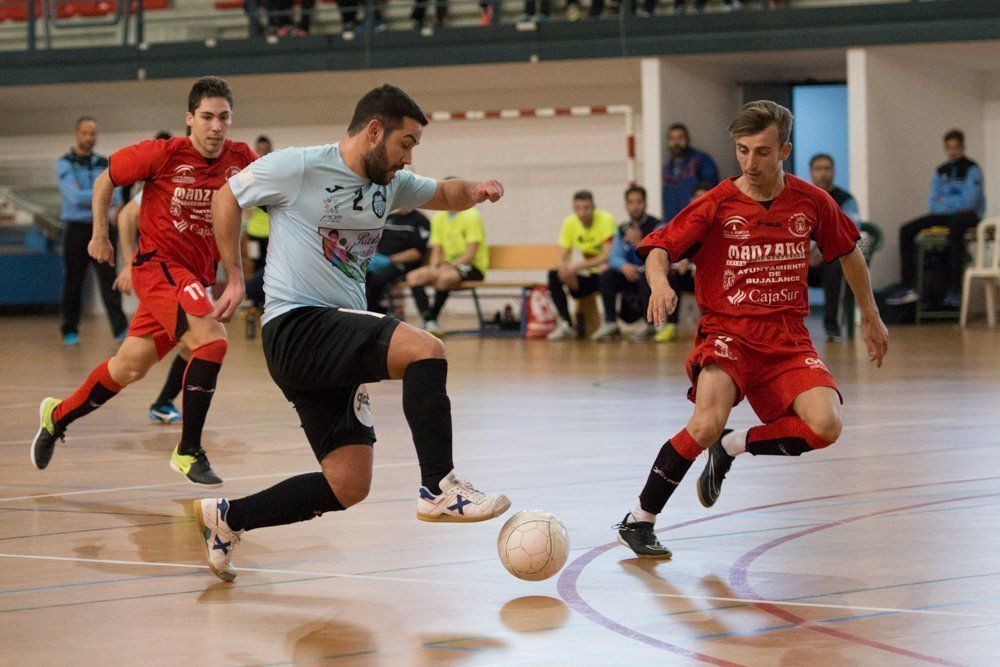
[
  {"xmin": 149, "ymin": 402, "xmax": 182, "ymax": 425},
  {"xmin": 63, "ymin": 333, "xmax": 79, "ymax": 346}
]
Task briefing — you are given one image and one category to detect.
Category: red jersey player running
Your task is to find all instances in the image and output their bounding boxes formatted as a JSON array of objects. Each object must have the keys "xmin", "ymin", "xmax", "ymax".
[
  {"xmin": 616, "ymin": 100, "xmax": 889, "ymax": 558},
  {"xmin": 30, "ymin": 77, "xmax": 257, "ymax": 486}
]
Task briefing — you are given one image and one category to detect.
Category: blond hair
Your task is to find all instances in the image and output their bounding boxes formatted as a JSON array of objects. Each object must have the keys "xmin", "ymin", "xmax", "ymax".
[{"xmin": 728, "ymin": 100, "xmax": 793, "ymax": 145}]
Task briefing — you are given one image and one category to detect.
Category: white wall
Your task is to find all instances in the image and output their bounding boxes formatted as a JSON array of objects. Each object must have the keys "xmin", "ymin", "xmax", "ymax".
[
  {"xmin": 659, "ymin": 59, "xmax": 742, "ymax": 185},
  {"xmin": 848, "ymin": 44, "xmax": 992, "ymax": 288}
]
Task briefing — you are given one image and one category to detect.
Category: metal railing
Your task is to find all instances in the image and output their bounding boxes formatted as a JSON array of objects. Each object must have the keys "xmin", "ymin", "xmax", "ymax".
[{"xmin": 0, "ymin": 0, "xmax": 933, "ymax": 51}]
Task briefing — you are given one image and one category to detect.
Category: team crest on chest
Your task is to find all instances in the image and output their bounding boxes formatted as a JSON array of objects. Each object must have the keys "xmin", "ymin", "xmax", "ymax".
[
  {"xmin": 787, "ymin": 212, "xmax": 812, "ymax": 238},
  {"xmin": 372, "ymin": 191, "xmax": 386, "ymax": 218}
]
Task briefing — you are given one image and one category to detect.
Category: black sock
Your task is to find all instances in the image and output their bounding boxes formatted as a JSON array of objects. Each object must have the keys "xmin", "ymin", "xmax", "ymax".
[
  {"xmin": 225, "ymin": 472, "xmax": 344, "ymax": 532},
  {"xmin": 411, "ymin": 285, "xmax": 431, "ymax": 319},
  {"xmin": 179, "ymin": 353, "xmax": 223, "ymax": 456},
  {"xmin": 429, "ymin": 289, "xmax": 450, "ymax": 319},
  {"xmin": 402, "ymin": 358, "xmax": 455, "ymax": 494},
  {"xmin": 638, "ymin": 440, "xmax": 696, "ymax": 515},
  {"xmin": 154, "ymin": 354, "xmax": 187, "ymax": 407}
]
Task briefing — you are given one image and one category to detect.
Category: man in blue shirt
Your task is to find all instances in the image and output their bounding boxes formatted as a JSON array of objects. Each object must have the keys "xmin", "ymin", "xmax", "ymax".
[
  {"xmin": 887, "ymin": 129, "xmax": 985, "ymax": 307},
  {"xmin": 808, "ymin": 153, "xmax": 861, "ymax": 341},
  {"xmin": 661, "ymin": 123, "xmax": 719, "ymax": 222},
  {"xmin": 56, "ymin": 116, "xmax": 126, "ymax": 345},
  {"xmin": 195, "ymin": 85, "xmax": 511, "ymax": 582}
]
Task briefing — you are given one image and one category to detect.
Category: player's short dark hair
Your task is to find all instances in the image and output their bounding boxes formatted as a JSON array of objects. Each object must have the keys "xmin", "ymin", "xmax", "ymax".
[
  {"xmin": 256, "ymin": 134, "xmax": 271, "ymax": 144},
  {"xmin": 810, "ymin": 153, "xmax": 834, "ymax": 168},
  {"xmin": 625, "ymin": 185, "xmax": 646, "ymax": 201},
  {"xmin": 729, "ymin": 100, "xmax": 793, "ymax": 145},
  {"xmin": 943, "ymin": 129, "xmax": 964, "ymax": 145},
  {"xmin": 75, "ymin": 116, "xmax": 96, "ymax": 129},
  {"xmin": 573, "ymin": 190, "xmax": 594, "ymax": 203},
  {"xmin": 668, "ymin": 123, "xmax": 689, "ymax": 138},
  {"xmin": 348, "ymin": 84, "xmax": 428, "ymax": 136},
  {"xmin": 188, "ymin": 76, "xmax": 233, "ymax": 114},
  {"xmin": 154, "ymin": 130, "xmax": 172, "ymax": 140}
]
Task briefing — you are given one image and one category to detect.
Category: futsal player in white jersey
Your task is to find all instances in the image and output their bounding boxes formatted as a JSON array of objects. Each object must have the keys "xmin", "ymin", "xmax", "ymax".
[{"xmin": 193, "ymin": 85, "xmax": 511, "ymax": 581}]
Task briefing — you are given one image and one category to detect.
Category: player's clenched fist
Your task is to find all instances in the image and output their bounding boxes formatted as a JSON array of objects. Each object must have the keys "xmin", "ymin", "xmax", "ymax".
[
  {"xmin": 88, "ymin": 236, "xmax": 115, "ymax": 266},
  {"xmin": 473, "ymin": 179, "xmax": 504, "ymax": 203}
]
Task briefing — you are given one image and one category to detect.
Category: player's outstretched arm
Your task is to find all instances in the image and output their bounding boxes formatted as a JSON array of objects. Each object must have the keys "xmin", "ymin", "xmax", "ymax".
[
  {"xmin": 112, "ymin": 198, "xmax": 141, "ymax": 295},
  {"xmin": 421, "ymin": 178, "xmax": 504, "ymax": 211},
  {"xmin": 211, "ymin": 183, "xmax": 246, "ymax": 323},
  {"xmin": 88, "ymin": 170, "xmax": 117, "ymax": 266},
  {"xmin": 645, "ymin": 247, "xmax": 677, "ymax": 327},
  {"xmin": 840, "ymin": 245, "xmax": 889, "ymax": 368}
]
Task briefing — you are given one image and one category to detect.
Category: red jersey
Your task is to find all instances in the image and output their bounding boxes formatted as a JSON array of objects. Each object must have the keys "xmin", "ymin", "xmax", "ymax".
[
  {"xmin": 638, "ymin": 174, "xmax": 860, "ymax": 319},
  {"xmin": 109, "ymin": 137, "xmax": 257, "ymax": 285}
]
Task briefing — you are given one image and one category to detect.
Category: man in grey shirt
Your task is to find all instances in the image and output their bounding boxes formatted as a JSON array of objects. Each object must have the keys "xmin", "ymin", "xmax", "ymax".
[{"xmin": 195, "ymin": 85, "xmax": 510, "ymax": 581}]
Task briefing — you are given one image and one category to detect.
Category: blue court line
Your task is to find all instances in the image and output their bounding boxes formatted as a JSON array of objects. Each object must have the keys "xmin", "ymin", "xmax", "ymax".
[
  {"xmin": 1, "ymin": 506, "xmax": 179, "ymax": 519},
  {"xmin": 0, "ymin": 568, "xmax": 201, "ymax": 597},
  {"xmin": 242, "ymin": 650, "xmax": 379, "ymax": 666}
]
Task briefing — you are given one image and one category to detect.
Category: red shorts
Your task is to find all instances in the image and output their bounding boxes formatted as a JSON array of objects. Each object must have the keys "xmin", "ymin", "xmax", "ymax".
[
  {"xmin": 685, "ymin": 314, "xmax": 841, "ymax": 424},
  {"xmin": 128, "ymin": 258, "xmax": 214, "ymax": 358}
]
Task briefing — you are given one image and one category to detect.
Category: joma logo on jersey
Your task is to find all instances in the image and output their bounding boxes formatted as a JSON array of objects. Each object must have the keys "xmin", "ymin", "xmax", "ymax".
[
  {"xmin": 727, "ymin": 242, "xmax": 807, "ymax": 262},
  {"xmin": 171, "ymin": 165, "xmax": 197, "ymax": 184}
]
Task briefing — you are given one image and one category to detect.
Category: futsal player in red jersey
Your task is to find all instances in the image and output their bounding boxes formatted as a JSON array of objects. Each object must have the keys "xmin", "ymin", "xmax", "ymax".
[
  {"xmin": 30, "ymin": 77, "xmax": 257, "ymax": 487},
  {"xmin": 616, "ymin": 100, "xmax": 889, "ymax": 558}
]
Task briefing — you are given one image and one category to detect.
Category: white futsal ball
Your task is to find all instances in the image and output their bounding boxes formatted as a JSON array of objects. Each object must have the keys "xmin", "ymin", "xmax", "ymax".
[{"xmin": 497, "ymin": 510, "xmax": 569, "ymax": 581}]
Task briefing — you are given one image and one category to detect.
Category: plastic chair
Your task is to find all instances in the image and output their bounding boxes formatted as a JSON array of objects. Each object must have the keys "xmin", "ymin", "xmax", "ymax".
[
  {"xmin": 959, "ymin": 217, "xmax": 999, "ymax": 328},
  {"xmin": 845, "ymin": 221, "xmax": 883, "ymax": 338}
]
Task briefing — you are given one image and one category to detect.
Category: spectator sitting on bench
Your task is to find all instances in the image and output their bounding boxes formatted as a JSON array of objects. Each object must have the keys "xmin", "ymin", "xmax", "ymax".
[
  {"xmin": 366, "ymin": 207, "xmax": 430, "ymax": 313},
  {"xmin": 592, "ymin": 185, "xmax": 663, "ymax": 342},
  {"xmin": 547, "ymin": 190, "xmax": 617, "ymax": 341},
  {"xmin": 807, "ymin": 153, "xmax": 861, "ymax": 342},
  {"xmin": 406, "ymin": 198, "xmax": 489, "ymax": 335},
  {"xmin": 886, "ymin": 129, "xmax": 985, "ymax": 308}
]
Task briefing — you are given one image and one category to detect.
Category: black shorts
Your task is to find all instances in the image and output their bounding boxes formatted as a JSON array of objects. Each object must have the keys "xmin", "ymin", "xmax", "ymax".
[
  {"xmin": 262, "ymin": 306, "xmax": 401, "ymax": 462},
  {"xmin": 453, "ymin": 264, "xmax": 484, "ymax": 282}
]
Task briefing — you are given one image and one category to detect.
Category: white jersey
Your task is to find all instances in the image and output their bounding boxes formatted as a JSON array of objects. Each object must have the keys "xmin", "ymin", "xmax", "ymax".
[{"xmin": 230, "ymin": 143, "xmax": 437, "ymax": 323}]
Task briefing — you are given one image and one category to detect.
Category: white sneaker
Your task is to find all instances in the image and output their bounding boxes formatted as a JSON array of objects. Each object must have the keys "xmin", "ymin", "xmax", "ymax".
[
  {"xmin": 417, "ymin": 471, "xmax": 511, "ymax": 522},
  {"xmin": 193, "ymin": 498, "xmax": 242, "ymax": 582},
  {"xmin": 424, "ymin": 319, "xmax": 443, "ymax": 336},
  {"xmin": 547, "ymin": 320, "xmax": 575, "ymax": 341},
  {"xmin": 627, "ymin": 323, "xmax": 655, "ymax": 342},
  {"xmin": 590, "ymin": 322, "xmax": 620, "ymax": 341}
]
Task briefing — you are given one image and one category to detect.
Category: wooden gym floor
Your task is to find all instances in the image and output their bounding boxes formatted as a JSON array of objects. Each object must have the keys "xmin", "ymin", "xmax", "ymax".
[{"xmin": 1, "ymin": 314, "xmax": 998, "ymax": 665}]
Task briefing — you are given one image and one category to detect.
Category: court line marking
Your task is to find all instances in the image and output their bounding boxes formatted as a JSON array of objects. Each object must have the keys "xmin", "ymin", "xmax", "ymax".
[
  {"xmin": 728, "ymin": 491, "xmax": 1000, "ymax": 665},
  {"xmin": 0, "ymin": 552, "xmax": 454, "ymax": 586},
  {"xmin": 558, "ymin": 475, "xmax": 1000, "ymax": 666},
  {"xmin": 637, "ymin": 593, "xmax": 991, "ymax": 620},
  {"xmin": 0, "ymin": 461, "xmax": 418, "ymax": 503}
]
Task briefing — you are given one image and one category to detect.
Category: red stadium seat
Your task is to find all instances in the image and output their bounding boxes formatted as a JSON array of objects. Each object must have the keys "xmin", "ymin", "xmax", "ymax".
[{"xmin": 213, "ymin": 0, "xmax": 242, "ymax": 9}]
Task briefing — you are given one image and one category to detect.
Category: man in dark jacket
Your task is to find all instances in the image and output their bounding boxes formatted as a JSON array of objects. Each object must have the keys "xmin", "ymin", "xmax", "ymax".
[
  {"xmin": 55, "ymin": 116, "xmax": 125, "ymax": 345},
  {"xmin": 662, "ymin": 123, "xmax": 719, "ymax": 222}
]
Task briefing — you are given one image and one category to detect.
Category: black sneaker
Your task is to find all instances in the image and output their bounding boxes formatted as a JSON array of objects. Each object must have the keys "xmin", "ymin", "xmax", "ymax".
[
  {"xmin": 614, "ymin": 513, "xmax": 672, "ymax": 559},
  {"xmin": 697, "ymin": 429, "xmax": 734, "ymax": 508},
  {"xmin": 31, "ymin": 397, "xmax": 65, "ymax": 470},
  {"xmin": 170, "ymin": 446, "xmax": 223, "ymax": 487}
]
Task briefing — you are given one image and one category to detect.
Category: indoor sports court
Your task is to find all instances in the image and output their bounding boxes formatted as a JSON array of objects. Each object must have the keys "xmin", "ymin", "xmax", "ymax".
[{"xmin": 2, "ymin": 1, "xmax": 999, "ymax": 664}]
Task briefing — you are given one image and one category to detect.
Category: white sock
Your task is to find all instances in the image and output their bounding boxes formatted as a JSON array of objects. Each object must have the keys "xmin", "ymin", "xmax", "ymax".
[
  {"xmin": 630, "ymin": 506, "xmax": 656, "ymax": 524},
  {"xmin": 722, "ymin": 429, "xmax": 749, "ymax": 457}
]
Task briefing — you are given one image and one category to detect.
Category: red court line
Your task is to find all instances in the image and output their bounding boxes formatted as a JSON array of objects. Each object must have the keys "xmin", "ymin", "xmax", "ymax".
[
  {"xmin": 729, "ymin": 492, "xmax": 1000, "ymax": 666},
  {"xmin": 557, "ymin": 475, "xmax": 1000, "ymax": 665}
]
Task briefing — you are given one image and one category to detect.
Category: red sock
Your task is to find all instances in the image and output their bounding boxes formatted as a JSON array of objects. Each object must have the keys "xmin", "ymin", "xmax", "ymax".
[
  {"xmin": 746, "ymin": 416, "xmax": 832, "ymax": 456},
  {"xmin": 637, "ymin": 429, "xmax": 704, "ymax": 515},
  {"xmin": 53, "ymin": 360, "xmax": 123, "ymax": 428}
]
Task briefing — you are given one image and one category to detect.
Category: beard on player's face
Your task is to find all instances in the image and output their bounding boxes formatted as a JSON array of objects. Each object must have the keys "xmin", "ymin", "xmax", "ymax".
[{"xmin": 363, "ymin": 136, "xmax": 402, "ymax": 186}]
